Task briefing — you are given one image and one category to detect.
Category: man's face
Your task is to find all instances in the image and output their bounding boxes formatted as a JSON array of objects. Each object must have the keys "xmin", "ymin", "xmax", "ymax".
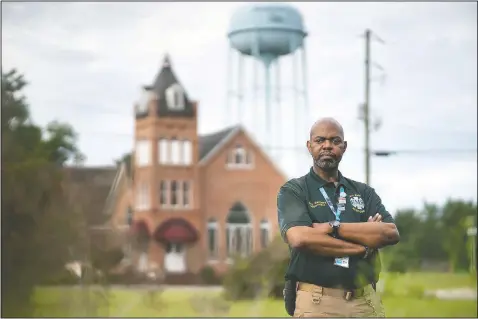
[{"xmin": 307, "ymin": 122, "xmax": 347, "ymax": 171}]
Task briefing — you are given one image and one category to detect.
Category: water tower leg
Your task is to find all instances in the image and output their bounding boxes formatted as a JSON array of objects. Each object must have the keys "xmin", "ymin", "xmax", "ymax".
[
  {"xmin": 226, "ymin": 46, "xmax": 233, "ymax": 127},
  {"xmin": 300, "ymin": 45, "xmax": 309, "ymax": 174},
  {"xmin": 290, "ymin": 40, "xmax": 300, "ymax": 173},
  {"xmin": 264, "ymin": 63, "xmax": 272, "ymax": 157},
  {"xmin": 238, "ymin": 53, "xmax": 244, "ymax": 126},
  {"xmin": 301, "ymin": 44, "xmax": 309, "ymax": 124},
  {"xmin": 275, "ymin": 59, "xmax": 282, "ymax": 164},
  {"xmin": 251, "ymin": 32, "xmax": 261, "ymax": 143}
]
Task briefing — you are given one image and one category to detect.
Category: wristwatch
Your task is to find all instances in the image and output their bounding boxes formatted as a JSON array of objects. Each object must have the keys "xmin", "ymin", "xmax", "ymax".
[{"xmin": 329, "ymin": 220, "xmax": 341, "ymax": 238}]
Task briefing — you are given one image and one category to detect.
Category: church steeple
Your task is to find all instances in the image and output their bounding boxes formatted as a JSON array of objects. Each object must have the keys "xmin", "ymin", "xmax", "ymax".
[{"xmin": 142, "ymin": 54, "xmax": 195, "ymax": 119}]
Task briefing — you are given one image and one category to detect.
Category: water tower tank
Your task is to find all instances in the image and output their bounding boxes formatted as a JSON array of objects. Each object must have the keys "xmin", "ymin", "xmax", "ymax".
[{"xmin": 228, "ymin": 3, "xmax": 307, "ymax": 65}]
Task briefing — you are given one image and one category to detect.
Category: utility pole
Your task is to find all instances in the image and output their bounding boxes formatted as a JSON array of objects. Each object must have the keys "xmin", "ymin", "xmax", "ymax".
[
  {"xmin": 364, "ymin": 29, "xmax": 371, "ymax": 185},
  {"xmin": 360, "ymin": 29, "xmax": 385, "ymax": 185}
]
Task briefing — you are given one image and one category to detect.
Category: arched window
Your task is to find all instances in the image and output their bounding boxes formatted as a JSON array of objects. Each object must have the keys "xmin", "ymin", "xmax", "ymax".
[
  {"xmin": 165, "ymin": 84, "xmax": 185, "ymax": 110},
  {"xmin": 226, "ymin": 202, "xmax": 252, "ymax": 258},
  {"xmin": 207, "ymin": 218, "xmax": 218, "ymax": 259},
  {"xmin": 158, "ymin": 138, "xmax": 169, "ymax": 164},
  {"xmin": 260, "ymin": 219, "xmax": 270, "ymax": 249}
]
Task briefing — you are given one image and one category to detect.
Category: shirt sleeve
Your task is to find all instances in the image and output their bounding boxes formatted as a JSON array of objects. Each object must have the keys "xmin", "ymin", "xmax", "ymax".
[
  {"xmin": 364, "ymin": 186, "xmax": 395, "ymax": 224},
  {"xmin": 277, "ymin": 182, "xmax": 313, "ymax": 242}
]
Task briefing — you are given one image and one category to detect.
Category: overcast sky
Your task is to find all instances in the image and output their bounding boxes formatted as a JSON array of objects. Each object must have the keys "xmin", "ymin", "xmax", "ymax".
[{"xmin": 3, "ymin": 2, "xmax": 477, "ymax": 214}]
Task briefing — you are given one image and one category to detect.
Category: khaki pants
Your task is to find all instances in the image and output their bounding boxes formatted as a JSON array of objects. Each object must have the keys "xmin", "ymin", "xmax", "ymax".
[{"xmin": 293, "ymin": 282, "xmax": 386, "ymax": 318}]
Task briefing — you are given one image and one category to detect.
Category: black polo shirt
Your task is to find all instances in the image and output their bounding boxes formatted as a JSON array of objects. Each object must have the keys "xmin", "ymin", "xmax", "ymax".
[{"xmin": 277, "ymin": 168, "xmax": 395, "ymax": 289}]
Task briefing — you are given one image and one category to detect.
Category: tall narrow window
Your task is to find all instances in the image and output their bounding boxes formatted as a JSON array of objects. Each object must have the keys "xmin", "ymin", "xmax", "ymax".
[
  {"xmin": 226, "ymin": 202, "xmax": 252, "ymax": 258},
  {"xmin": 135, "ymin": 182, "xmax": 150, "ymax": 211},
  {"xmin": 183, "ymin": 181, "xmax": 190, "ymax": 207},
  {"xmin": 207, "ymin": 218, "xmax": 218, "ymax": 259},
  {"xmin": 159, "ymin": 181, "xmax": 168, "ymax": 206},
  {"xmin": 182, "ymin": 140, "xmax": 192, "ymax": 165},
  {"xmin": 136, "ymin": 139, "xmax": 151, "ymax": 167},
  {"xmin": 170, "ymin": 181, "xmax": 178, "ymax": 207},
  {"xmin": 234, "ymin": 145, "xmax": 245, "ymax": 164},
  {"xmin": 159, "ymin": 138, "xmax": 169, "ymax": 164},
  {"xmin": 260, "ymin": 219, "xmax": 270, "ymax": 249},
  {"xmin": 171, "ymin": 138, "xmax": 180, "ymax": 165}
]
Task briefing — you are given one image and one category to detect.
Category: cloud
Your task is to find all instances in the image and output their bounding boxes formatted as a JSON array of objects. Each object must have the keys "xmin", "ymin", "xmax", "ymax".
[{"xmin": 2, "ymin": 1, "xmax": 476, "ymax": 211}]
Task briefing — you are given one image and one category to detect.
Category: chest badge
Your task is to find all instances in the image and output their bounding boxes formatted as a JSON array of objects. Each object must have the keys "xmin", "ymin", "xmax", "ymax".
[{"xmin": 350, "ymin": 195, "xmax": 365, "ymax": 212}]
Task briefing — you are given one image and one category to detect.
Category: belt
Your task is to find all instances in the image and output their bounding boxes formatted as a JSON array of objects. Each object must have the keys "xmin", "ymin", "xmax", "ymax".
[{"xmin": 297, "ymin": 282, "xmax": 367, "ymax": 301}]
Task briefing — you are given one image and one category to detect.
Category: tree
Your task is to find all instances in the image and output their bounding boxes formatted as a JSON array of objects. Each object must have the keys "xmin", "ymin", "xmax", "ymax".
[
  {"xmin": 440, "ymin": 199, "xmax": 476, "ymax": 272},
  {"xmin": 1, "ymin": 69, "xmax": 86, "ymax": 316}
]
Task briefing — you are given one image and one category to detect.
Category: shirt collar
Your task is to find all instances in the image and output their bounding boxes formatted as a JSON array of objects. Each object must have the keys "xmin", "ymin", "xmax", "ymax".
[{"xmin": 308, "ymin": 167, "xmax": 351, "ymax": 190}]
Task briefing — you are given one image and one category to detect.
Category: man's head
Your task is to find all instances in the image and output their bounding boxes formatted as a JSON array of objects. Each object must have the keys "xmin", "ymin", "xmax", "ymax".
[{"xmin": 307, "ymin": 117, "xmax": 347, "ymax": 172}]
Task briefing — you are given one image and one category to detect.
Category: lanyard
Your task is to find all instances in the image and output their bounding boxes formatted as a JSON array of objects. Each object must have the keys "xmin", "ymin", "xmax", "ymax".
[{"xmin": 319, "ymin": 186, "xmax": 346, "ymax": 221}]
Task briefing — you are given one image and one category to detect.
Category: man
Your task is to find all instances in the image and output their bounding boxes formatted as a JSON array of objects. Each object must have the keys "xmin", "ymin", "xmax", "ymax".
[{"xmin": 278, "ymin": 118, "xmax": 400, "ymax": 318}]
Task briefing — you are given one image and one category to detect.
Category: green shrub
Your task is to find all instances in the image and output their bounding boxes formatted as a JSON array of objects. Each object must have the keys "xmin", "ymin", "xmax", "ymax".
[
  {"xmin": 199, "ymin": 266, "xmax": 222, "ymax": 285},
  {"xmin": 222, "ymin": 236, "xmax": 289, "ymax": 300}
]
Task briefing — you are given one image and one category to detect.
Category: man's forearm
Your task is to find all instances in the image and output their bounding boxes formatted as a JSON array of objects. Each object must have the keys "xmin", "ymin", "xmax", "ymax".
[
  {"xmin": 291, "ymin": 227, "xmax": 366, "ymax": 257},
  {"xmin": 338, "ymin": 222, "xmax": 400, "ymax": 248}
]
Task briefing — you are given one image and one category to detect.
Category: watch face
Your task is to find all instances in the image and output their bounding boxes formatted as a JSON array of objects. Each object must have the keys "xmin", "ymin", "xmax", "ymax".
[{"xmin": 332, "ymin": 220, "xmax": 340, "ymax": 227}]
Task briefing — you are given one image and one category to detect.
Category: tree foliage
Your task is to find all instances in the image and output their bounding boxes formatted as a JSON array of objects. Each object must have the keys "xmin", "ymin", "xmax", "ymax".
[
  {"xmin": 224, "ymin": 200, "xmax": 477, "ymax": 300},
  {"xmin": 1, "ymin": 69, "xmax": 86, "ymax": 316}
]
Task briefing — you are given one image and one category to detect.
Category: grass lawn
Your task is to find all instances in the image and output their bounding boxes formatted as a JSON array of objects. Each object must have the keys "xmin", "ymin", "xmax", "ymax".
[{"xmin": 33, "ymin": 272, "xmax": 477, "ymax": 317}]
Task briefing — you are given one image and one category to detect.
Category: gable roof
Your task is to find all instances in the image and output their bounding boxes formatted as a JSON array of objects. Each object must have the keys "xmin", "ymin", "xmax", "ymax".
[
  {"xmin": 62, "ymin": 166, "xmax": 119, "ymax": 226},
  {"xmin": 197, "ymin": 125, "xmax": 289, "ymax": 181},
  {"xmin": 198, "ymin": 125, "xmax": 238, "ymax": 161}
]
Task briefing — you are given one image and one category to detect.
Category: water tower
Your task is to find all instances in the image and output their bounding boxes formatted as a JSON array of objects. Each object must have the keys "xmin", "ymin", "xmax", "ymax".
[{"xmin": 227, "ymin": 3, "xmax": 308, "ymax": 165}]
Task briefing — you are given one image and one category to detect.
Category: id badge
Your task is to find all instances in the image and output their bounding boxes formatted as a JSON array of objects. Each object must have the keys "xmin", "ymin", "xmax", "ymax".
[{"xmin": 334, "ymin": 257, "xmax": 349, "ymax": 268}]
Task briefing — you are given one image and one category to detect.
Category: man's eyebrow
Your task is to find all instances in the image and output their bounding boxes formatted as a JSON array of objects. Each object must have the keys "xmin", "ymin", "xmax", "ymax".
[{"xmin": 313, "ymin": 135, "xmax": 342, "ymax": 140}]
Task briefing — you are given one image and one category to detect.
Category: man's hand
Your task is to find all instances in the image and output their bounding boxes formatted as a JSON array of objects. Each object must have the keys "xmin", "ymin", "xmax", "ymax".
[
  {"xmin": 368, "ymin": 213, "xmax": 382, "ymax": 222},
  {"xmin": 312, "ymin": 222, "xmax": 333, "ymax": 234}
]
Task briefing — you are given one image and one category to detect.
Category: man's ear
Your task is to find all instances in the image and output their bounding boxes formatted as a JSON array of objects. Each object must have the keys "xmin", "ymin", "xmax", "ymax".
[
  {"xmin": 306, "ymin": 140, "xmax": 312, "ymax": 155},
  {"xmin": 343, "ymin": 141, "xmax": 348, "ymax": 152}
]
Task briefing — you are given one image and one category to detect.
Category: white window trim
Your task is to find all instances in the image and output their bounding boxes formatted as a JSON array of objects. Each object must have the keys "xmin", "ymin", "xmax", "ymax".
[
  {"xmin": 226, "ymin": 146, "xmax": 254, "ymax": 170},
  {"xmin": 182, "ymin": 139, "xmax": 192, "ymax": 166},
  {"xmin": 158, "ymin": 138, "xmax": 170, "ymax": 165},
  {"xmin": 182, "ymin": 180, "xmax": 191, "ymax": 209},
  {"xmin": 136, "ymin": 139, "xmax": 151, "ymax": 167},
  {"xmin": 159, "ymin": 180, "xmax": 193, "ymax": 210},
  {"xmin": 159, "ymin": 180, "xmax": 169, "ymax": 208},
  {"xmin": 165, "ymin": 84, "xmax": 185, "ymax": 111},
  {"xmin": 135, "ymin": 182, "xmax": 150, "ymax": 212},
  {"xmin": 171, "ymin": 138, "xmax": 181, "ymax": 165},
  {"xmin": 207, "ymin": 220, "xmax": 219, "ymax": 261},
  {"xmin": 226, "ymin": 223, "xmax": 253, "ymax": 262}
]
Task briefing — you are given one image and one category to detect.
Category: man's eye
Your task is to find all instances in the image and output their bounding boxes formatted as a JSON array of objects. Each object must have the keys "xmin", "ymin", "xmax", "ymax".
[
  {"xmin": 316, "ymin": 138, "xmax": 325, "ymax": 143},
  {"xmin": 332, "ymin": 138, "xmax": 343, "ymax": 145}
]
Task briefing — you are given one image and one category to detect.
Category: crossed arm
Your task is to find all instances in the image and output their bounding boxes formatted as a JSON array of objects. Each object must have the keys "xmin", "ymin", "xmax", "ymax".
[{"xmin": 278, "ymin": 184, "xmax": 400, "ymax": 257}]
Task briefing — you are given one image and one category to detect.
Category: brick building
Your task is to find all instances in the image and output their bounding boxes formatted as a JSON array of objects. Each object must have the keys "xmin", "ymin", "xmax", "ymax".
[{"xmin": 76, "ymin": 55, "xmax": 287, "ymax": 282}]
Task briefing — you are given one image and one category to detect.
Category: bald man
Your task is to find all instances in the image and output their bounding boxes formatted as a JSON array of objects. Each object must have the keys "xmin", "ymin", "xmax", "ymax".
[{"xmin": 278, "ymin": 118, "xmax": 400, "ymax": 318}]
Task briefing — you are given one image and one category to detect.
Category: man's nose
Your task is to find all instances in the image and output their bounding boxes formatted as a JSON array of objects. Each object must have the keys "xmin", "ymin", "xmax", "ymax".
[{"xmin": 322, "ymin": 140, "xmax": 333, "ymax": 149}]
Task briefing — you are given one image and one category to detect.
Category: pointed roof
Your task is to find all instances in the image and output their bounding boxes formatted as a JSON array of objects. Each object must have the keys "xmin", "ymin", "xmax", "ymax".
[
  {"xmin": 143, "ymin": 54, "xmax": 195, "ymax": 119},
  {"xmin": 150, "ymin": 54, "xmax": 180, "ymax": 96}
]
